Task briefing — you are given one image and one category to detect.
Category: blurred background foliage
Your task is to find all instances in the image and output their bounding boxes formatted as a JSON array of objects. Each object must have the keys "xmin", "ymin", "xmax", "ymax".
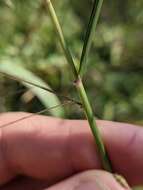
[{"xmin": 0, "ymin": 0, "xmax": 143, "ymax": 124}]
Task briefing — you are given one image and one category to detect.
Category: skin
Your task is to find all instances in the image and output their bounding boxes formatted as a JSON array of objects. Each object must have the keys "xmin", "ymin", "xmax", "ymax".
[{"xmin": 0, "ymin": 113, "xmax": 143, "ymax": 189}]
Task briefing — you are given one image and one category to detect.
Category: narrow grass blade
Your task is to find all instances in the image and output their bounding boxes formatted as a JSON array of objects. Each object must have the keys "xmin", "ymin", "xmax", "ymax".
[
  {"xmin": 79, "ymin": 0, "xmax": 104, "ymax": 75},
  {"xmin": 0, "ymin": 101, "xmax": 73, "ymax": 129}
]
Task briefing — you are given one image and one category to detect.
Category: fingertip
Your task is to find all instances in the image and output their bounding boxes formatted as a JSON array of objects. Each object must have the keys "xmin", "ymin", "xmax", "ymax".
[{"xmin": 48, "ymin": 170, "xmax": 130, "ymax": 190}]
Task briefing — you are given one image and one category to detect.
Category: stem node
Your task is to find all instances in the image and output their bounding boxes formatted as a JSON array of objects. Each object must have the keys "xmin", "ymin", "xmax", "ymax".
[{"xmin": 46, "ymin": 0, "xmax": 112, "ymax": 172}]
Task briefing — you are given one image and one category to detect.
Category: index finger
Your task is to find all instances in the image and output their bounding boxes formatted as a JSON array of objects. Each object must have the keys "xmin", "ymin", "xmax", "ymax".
[{"xmin": 0, "ymin": 113, "xmax": 142, "ymax": 186}]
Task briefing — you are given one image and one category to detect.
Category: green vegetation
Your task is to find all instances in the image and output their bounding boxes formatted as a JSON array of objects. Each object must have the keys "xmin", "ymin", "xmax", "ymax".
[
  {"xmin": 0, "ymin": 0, "xmax": 143, "ymax": 124},
  {"xmin": 0, "ymin": 1, "xmax": 143, "ymax": 188}
]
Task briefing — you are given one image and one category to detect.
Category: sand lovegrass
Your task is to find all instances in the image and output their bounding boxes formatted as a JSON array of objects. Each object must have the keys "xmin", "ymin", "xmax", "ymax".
[
  {"xmin": 45, "ymin": 0, "xmax": 112, "ymax": 172},
  {"xmin": 0, "ymin": 0, "xmax": 136, "ymax": 188}
]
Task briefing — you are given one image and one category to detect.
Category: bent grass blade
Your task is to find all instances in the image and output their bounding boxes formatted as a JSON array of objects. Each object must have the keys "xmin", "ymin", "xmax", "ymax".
[{"xmin": 0, "ymin": 71, "xmax": 81, "ymax": 107}]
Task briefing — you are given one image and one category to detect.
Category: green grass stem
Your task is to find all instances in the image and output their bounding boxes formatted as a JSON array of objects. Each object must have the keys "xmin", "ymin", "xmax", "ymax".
[
  {"xmin": 46, "ymin": 0, "xmax": 78, "ymax": 77},
  {"xmin": 46, "ymin": 0, "xmax": 112, "ymax": 172}
]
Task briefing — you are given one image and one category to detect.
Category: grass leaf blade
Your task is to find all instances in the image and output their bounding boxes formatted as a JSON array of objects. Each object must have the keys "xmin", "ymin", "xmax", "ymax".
[
  {"xmin": 79, "ymin": 0, "xmax": 104, "ymax": 75},
  {"xmin": 0, "ymin": 60, "xmax": 64, "ymax": 117},
  {"xmin": 0, "ymin": 101, "xmax": 72, "ymax": 129}
]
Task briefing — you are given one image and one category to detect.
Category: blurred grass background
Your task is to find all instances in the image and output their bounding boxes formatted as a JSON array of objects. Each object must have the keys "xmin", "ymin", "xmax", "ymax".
[
  {"xmin": 0, "ymin": 0, "xmax": 143, "ymax": 188},
  {"xmin": 0, "ymin": 0, "xmax": 143, "ymax": 124},
  {"xmin": 0, "ymin": 0, "xmax": 143, "ymax": 123}
]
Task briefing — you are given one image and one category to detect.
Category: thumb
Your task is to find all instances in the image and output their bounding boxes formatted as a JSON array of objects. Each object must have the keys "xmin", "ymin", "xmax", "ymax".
[{"xmin": 47, "ymin": 170, "xmax": 131, "ymax": 190}]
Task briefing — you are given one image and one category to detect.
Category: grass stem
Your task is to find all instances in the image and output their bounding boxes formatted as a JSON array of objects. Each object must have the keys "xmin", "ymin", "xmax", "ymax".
[
  {"xmin": 75, "ymin": 77, "xmax": 112, "ymax": 172},
  {"xmin": 46, "ymin": 0, "xmax": 78, "ymax": 77},
  {"xmin": 45, "ymin": 0, "xmax": 112, "ymax": 172}
]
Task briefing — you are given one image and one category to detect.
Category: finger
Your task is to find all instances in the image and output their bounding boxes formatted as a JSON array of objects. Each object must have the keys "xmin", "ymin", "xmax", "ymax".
[
  {"xmin": 1, "ymin": 177, "xmax": 49, "ymax": 190},
  {"xmin": 47, "ymin": 170, "xmax": 130, "ymax": 190},
  {"xmin": 1, "ymin": 171, "xmax": 130, "ymax": 190},
  {"xmin": 0, "ymin": 113, "xmax": 142, "ymax": 186}
]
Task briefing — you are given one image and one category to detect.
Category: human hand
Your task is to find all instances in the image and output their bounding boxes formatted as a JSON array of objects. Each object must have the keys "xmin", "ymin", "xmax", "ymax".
[{"xmin": 0, "ymin": 112, "xmax": 142, "ymax": 190}]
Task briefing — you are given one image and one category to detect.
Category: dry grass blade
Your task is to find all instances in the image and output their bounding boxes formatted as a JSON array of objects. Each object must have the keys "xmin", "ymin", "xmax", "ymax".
[{"xmin": 0, "ymin": 101, "xmax": 73, "ymax": 129}]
